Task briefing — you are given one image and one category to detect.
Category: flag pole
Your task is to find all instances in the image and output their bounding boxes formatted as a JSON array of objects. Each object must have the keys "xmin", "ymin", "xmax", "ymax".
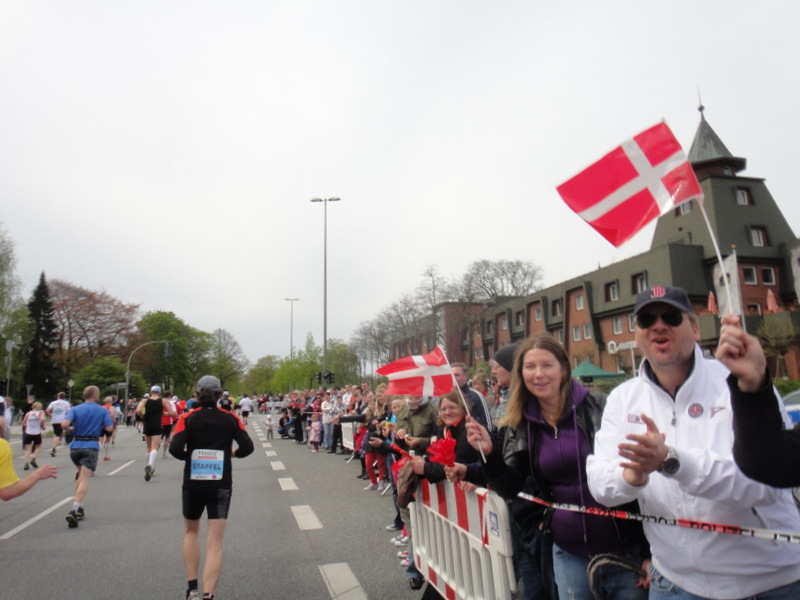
[
  {"xmin": 696, "ymin": 198, "xmax": 737, "ymax": 318},
  {"xmin": 440, "ymin": 346, "xmax": 487, "ymax": 463}
]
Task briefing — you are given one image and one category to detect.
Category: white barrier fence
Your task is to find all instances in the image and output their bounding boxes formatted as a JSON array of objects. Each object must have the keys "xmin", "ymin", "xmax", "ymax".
[
  {"xmin": 410, "ymin": 478, "xmax": 518, "ymax": 600},
  {"xmin": 342, "ymin": 422, "xmax": 355, "ymax": 451}
]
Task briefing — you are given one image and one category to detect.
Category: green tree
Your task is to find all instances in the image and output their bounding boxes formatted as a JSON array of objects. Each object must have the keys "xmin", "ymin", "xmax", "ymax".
[
  {"xmin": 73, "ymin": 356, "xmax": 146, "ymax": 401},
  {"xmin": 325, "ymin": 338, "xmax": 360, "ymax": 386},
  {"xmin": 0, "ymin": 224, "xmax": 27, "ymax": 397},
  {"xmin": 23, "ymin": 272, "xmax": 61, "ymax": 399},
  {"xmin": 272, "ymin": 334, "xmax": 321, "ymax": 392},
  {"xmin": 136, "ymin": 311, "xmax": 200, "ymax": 396},
  {"xmin": 208, "ymin": 328, "xmax": 249, "ymax": 391},
  {"xmin": 243, "ymin": 355, "xmax": 280, "ymax": 393}
]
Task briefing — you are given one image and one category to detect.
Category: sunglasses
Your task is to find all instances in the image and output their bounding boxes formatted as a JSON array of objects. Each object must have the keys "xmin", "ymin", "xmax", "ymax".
[{"xmin": 635, "ymin": 310, "xmax": 684, "ymax": 329}]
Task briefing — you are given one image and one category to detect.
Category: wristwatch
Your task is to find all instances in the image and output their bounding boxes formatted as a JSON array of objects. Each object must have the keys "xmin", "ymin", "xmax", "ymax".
[{"xmin": 659, "ymin": 446, "xmax": 680, "ymax": 476}]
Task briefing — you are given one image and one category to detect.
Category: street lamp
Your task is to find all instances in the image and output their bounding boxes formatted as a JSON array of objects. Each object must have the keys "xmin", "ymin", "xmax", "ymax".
[
  {"xmin": 310, "ymin": 197, "xmax": 340, "ymax": 372},
  {"xmin": 125, "ymin": 340, "xmax": 171, "ymax": 405},
  {"xmin": 284, "ymin": 298, "xmax": 300, "ymax": 360}
]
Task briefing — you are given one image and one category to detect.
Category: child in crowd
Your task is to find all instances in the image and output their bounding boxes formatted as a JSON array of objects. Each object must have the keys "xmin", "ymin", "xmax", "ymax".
[
  {"xmin": 307, "ymin": 413, "xmax": 321, "ymax": 452},
  {"xmin": 264, "ymin": 411, "xmax": 274, "ymax": 439}
]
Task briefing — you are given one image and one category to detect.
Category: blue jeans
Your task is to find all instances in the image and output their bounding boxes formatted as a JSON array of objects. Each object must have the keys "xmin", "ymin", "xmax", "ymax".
[
  {"xmin": 406, "ymin": 542, "xmax": 422, "ymax": 579},
  {"xmin": 322, "ymin": 423, "xmax": 333, "ymax": 448},
  {"xmin": 553, "ymin": 542, "xmax": 646, "ymax": 600},
  {"xmin": 518, "ymin": 530, "xmax": 557, "ymax": 600},
  {"xmin": 649, "ymin": 564, "xmax": 800, "ymax": 600}
]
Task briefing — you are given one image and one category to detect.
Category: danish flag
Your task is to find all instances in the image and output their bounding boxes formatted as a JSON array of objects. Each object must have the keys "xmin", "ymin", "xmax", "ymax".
[
  {"xmin": 376, "ymin": 346, "xmax": 455, "ymax": 397},
  {"xmin": 557, "ymin": 122, "xmax": 704, "ymax": 247}
]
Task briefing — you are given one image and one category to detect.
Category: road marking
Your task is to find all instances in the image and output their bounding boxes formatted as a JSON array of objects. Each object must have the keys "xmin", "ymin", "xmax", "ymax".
[
  {"xmin": 291, "ymin": 505, "xmax": 323, "ymax": 530},
  {"xmin": 278, "ymin": 477, "xmax": 298, "ymax": 491},
  {"xmin": 270, "ymin": 461, "xmax": 286, "ymax": 471},
  {"xmin": 1, "ymin": 496, "xmax": 73, "ymax": 540},
  {"xmin": 265, "ymin": 450, "xmax": 277, "ymax": 457},
  {"xmin": 107, "ymin": 460, "xmax": 135, "ymax": 476},
  {"xmin": 261, "ymin": 442, "xmax": 272, "ymax": 448},
  {"xmin": 319, "ymin": 563, "xmax": 368, "ymax": 600}
]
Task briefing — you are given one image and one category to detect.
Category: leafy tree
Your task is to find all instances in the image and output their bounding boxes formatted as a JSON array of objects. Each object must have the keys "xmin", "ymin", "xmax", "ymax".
[
  {"xmin": 208, "ymin": 328, "xmax": 249, "ymax": 390},
  {"xmin": 50, "ymin": 279, "xmax": 140, "ymax": 375},
  {"xmin": 0, "ymin": 224, "xmax": 26, "ymax": 396},
  {"xmin": 23, "ymin": 272, "xmax": 61, "ymax": 399},
  {"xmin": 135, "ymin": 311, "xmax": 197, "ymax": 396},
  {"xmin": 271, "ymin": 333, "xmax": 321, "ymax": 391},
  {"xmin": 325, "ymin": 339, "xmax": 361, "ymax": 386},
  {"xmin": 72, "ymin": 356, "xmax": 146, "ymax": 401},
  {"xmin": 757, "ymin": 315, "xmax": 799, "ymax": 379},
  {"xmin": 242, "ymin": 355, "xmax": 280, "ymax": 394}
]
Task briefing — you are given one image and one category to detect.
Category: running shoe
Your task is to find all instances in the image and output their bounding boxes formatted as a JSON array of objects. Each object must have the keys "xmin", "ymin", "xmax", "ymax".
[
  {"xmin": 144, "ymin": 465, "xmax": 153, "ymax": 482},
  {"xmin": 76, "ymin": 507, "xmax": 85, "ymax": 520},
  {"xmin": 66, "ymin": 511, "xmax": 79, "ymax": 528},
  {"xmin": 23, "ymin": 463, "xmax": 29, "ymax": 471},
  {"xmin": 399, "ymin": 558, "xmax": 410, "ymax": 567},
  {"xmin": 385, "ymin": 523, "xmax": 403, "ymax": 531},
  {"xmin": 377, "ymin": 481, "xmax": 386, "ymax": 491},
  {"xmin": 186, "ymin": 589, "xmax": 200, "ymax": 600},
  {"xmin": 103, "ymin": 457, "xmax": 111, "ymax": 462},
  {"xmin": 363, "ymin": 482, "xmax": 379, "ymax": 491},
  {"xmin": 392, "ymin": 535, "xmax": 409, "ymax": 546},
  {"xmin": 397, "ymin": 550, "xmax": 408, "ymax": 558},
  {"xmin": 30, "ymin": 458, "xmax": 38, "ymax": 468},
  {"xmin": 50, "ymin": 449, "xmax": 56, "ymax": 457}
]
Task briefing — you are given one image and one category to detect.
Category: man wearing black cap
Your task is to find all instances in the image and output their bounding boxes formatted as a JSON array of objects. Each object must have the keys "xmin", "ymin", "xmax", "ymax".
[
  {"xmin": 170, "ymin": 375, "xmax": 254, "ymax": 600},
  {"xmin": 587, "ymin": 286, "xmax": 800, "ymax": 600}
]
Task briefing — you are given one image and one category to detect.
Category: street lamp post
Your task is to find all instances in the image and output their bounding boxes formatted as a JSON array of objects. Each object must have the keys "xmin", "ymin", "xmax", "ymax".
[
  {"xmin": 310, "ymin": 197, "xmax": 340, "ymax": 373},
  {"xmin": 125, "ymin": 340, "xmax": 170, "ymax": 405},
  {"xmin": 284, "ymin": 298, "xmax": 300, "ymax": 360},
  {"xmin": 4, "ymin": 340, "xmax": 15, "ymax": 396}
]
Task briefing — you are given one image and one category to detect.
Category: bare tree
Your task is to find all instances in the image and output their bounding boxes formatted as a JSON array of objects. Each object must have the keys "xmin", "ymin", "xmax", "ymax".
[
  {"xmin": 209, "ymin": 328, "xmax": 249, "ymax": 389},
  {"xmin": 461, "ymin": 259, "xmax": 544, "ymax": 300}
]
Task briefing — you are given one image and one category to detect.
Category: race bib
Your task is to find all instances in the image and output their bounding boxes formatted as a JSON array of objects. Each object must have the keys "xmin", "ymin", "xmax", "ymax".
[{"xmin": 190, "ymin": 449, "xmax": 225, "ymax": 480}]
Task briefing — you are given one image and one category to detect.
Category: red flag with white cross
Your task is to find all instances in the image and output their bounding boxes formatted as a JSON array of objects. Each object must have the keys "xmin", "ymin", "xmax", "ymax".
[{"xmin": 556, "ymin": 122, "xmax": 703, "ymax": 247}]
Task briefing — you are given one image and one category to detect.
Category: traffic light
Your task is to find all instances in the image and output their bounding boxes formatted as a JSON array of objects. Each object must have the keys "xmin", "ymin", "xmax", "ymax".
[
  {"xmin": 315, "ymin": 372, "xmax": 322, "ymax": 384},
  {"xmin": 324, "ymin": 371, "xmax": 334, "ymax": 384}
]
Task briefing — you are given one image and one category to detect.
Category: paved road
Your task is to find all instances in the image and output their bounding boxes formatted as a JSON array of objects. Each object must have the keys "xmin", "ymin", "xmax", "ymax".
[{"xmin": 0, "ymin": 413, "xmax": 435, "ymax": 600}]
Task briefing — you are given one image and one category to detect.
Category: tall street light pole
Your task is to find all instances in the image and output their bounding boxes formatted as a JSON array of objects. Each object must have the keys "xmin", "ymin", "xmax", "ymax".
[
  {"xmin": 310, "ymin": 197, "xmax": 340, "ymax": 373},
  {"xmin": 125, "ymin": 340, "xmax": 171, "ymax": 405},
  {"xmin": 284, "ymin": 298, "xmax": 300, "ymax": 360}
]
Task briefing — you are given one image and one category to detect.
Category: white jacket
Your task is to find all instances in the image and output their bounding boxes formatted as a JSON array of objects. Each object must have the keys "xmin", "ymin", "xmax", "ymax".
[{"xmin": 587, "ymin": 345, "xmax": 800, "ymax": 599}]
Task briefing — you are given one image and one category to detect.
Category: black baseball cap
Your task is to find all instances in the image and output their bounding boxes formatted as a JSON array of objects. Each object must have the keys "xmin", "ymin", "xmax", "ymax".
[{"xmin": 633, "ymin": 286, "xmax": 693, "ymax": 315}]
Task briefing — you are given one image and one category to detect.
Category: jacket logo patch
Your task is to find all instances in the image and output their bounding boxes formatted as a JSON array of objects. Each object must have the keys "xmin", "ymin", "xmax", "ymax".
[
  {"xmin": 709, "ymin": 406, "xmax": 726, "ymax": 418},
  {"xmin": 687, "ymin": 403, "xmax": 704, "ymax": 418},
  {"xmin": 627, "ymin": 414, "xmax": 644, "ymax": 424}
]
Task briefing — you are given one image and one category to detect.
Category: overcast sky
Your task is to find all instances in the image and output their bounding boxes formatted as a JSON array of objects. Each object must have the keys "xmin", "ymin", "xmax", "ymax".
[{"xmin": 2, "ymin": 2, "xmax": 798, "ymax": 364}]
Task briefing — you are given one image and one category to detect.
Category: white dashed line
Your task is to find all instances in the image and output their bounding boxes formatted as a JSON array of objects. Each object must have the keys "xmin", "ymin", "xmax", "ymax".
[
  {"xmin": 291, "ymin": 505, "xmax": 323, "ymax": 530},
  {"xmin": 107, "ymin": 460, "xmax": 136, "ymax": 476},
  {"xmin": 261, "ymin": 442, "xmax": 272, "ymax": 448},
  {"xmin": 270, "ymin": 461, "xmax": 286, "ymax": 471},
  {"xmin": 278, "ymin": 477, "xmax": 298, "ymax": 491},
  {"xmin": 0, "ymin": 496, "xmax": 73, "ymax": 540},
  {"xmin": 265, "ymin": 450, "xmax": 277, "ymax": 457},
  {"xmin": 319, "ymin": 563, "xmax": 368, "ymax": 600}
]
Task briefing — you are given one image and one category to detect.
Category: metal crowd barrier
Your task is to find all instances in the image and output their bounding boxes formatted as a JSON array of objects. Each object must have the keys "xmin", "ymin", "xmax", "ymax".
[{"xmin": 410, "ymin": 479, "xmax": 517, "ymax": 600}]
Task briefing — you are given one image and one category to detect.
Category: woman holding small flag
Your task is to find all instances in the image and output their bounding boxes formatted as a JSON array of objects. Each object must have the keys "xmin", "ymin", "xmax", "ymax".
[{"xmin": 467, "ymin": 334, "xmax": 649, "ymax": 600}]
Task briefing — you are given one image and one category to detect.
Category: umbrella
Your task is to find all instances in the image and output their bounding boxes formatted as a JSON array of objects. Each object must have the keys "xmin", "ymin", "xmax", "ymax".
[
  {"xmin": 767, "ymin": 289, "xmax": 779, "ymax": 313},
  {"xmin": 707, "ymin": 291, "xmax": 718, "ymax": 315}
]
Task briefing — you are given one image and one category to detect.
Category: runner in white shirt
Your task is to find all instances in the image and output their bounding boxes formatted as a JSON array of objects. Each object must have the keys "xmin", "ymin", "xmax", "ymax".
[{"xmin": 47, "ymin": 392, "xmax": 72, "ymax": 457}]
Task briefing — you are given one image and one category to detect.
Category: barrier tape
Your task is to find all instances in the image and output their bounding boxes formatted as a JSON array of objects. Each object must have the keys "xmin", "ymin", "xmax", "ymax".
[{"xmin": 518, "ymin": 492, "xmax": 800, "ymax": 544}]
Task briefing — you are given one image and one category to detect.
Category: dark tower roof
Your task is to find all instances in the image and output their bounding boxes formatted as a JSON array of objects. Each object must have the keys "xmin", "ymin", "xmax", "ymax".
[{"xmin": 687, "ymin": 105, "xmax": 747, "ymax": 174}]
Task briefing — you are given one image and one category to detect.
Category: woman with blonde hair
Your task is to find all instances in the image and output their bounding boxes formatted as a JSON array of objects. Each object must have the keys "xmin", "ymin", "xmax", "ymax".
[
  {"xmin": 22, "ymin": 401, "xmax": 46, "ymax": 470},
  {"xmin": 468, "ymin": 334, "xmax": 649, "ymax": 600}
]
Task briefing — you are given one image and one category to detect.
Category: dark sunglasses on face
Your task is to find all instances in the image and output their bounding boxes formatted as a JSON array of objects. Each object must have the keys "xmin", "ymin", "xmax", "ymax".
[{"xmin": 635, "ymin": 310, "xmax": 684, "ymax": 329}]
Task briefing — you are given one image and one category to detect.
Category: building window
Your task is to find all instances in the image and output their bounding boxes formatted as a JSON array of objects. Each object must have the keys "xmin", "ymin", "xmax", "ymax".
[
  {"xmin": 736, "ymin": 187, "xmax": 753, "ymax": 206},
  {"xmin": 675, "ymin": 200, "xmax": 692, "ymax": 215},
  {"xmin": 605, "ymin": 281, "xmax": 619, "ymax": 302},
  {"xmin": 501, "ymin": 316, "xmax": 508, "ymax": 330},
  {"xmin": 556, "ymin": 329, "xmax": 564, "ymax": 343},
  {"xmin": 628, "ymin": 314, "xmax": 636, "ymax": 332},
  {"xmin": 762, "ymin": 267, "xmax": 776, "ymax": 286},
  {"xmin": 576, "ymin": 294, "xmax": 585, "ymax": 310},
  {"xmin": 583, "ymin": 323, "xmax": 592, "ymax": 340},
  {"xmin": 613, "ymin": 316, "xmax": 623, "ymax": 335},
  {"xmin": 572, "ymin": 326, "xmax": 581, "ymax": 342},
  {"xmin": 534, "ymin": 307, "xmax": 542, "ymax": 321},
  {"xmin": 743, "ymin": 266, "xmax": 757, "ymax": 285},
  {"xmin": 552, "ymin": 299, "xmax": 563, "ymax": 317},
  {"xmin": 515, "ymin": 311, "xmax": 524, "ymax": 326},
  {"xmin": 486, "ymin": 321, "xmax": 493, "ymax": 335},
  {"xmin": 475, "ymin": 347, "xmax": 483, "ymax": 361},
  {"xmin": 749, "ymin": 226, "xmax": 769, "ymax": 247},
  {"xmin": 747, "ymin": 303, "xmax": 762, "ymax": 315},
  {"xmin": 631, "ymin": 272, "xmax": 648, "ymax": 294},
  {"xmin": 574, "ymin": 356, "xmax": 580, "ymax": 369}
]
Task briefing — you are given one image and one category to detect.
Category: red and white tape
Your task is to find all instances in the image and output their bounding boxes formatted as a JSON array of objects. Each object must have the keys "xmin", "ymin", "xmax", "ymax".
[{"xmin": 519, "ymin": 492, "xmax": 800, "ymax": 544}]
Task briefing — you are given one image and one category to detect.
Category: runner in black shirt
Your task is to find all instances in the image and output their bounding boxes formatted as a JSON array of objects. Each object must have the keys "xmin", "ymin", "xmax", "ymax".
[{"xmin": 169, "ymin": 375, "xmax": 253, "ymax": 600}]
